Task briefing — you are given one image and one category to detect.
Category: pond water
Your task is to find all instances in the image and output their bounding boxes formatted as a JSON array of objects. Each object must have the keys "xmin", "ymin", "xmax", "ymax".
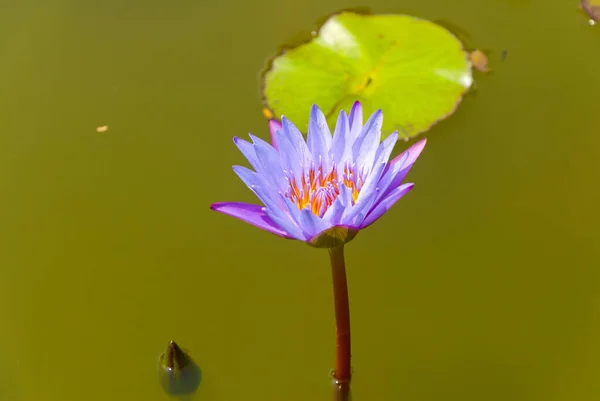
[{"xmin": 0, "ymin": 0, "xmax": 599, "ymax": 400}]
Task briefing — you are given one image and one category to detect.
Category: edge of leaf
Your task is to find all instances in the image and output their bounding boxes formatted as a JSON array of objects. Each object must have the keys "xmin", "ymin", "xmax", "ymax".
[
  {"xmin": 384, "ymin": 18, "xmax": 474, "ymax": 140},
  {"xmin": 409, "ymin": 31, "xmax": 474, "ymax": 138}
]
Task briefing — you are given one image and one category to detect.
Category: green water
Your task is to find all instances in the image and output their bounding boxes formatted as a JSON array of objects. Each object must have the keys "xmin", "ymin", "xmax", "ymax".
[{"xmin": 0, "ymin": 0, "xmax": 599, "ymax": 400}]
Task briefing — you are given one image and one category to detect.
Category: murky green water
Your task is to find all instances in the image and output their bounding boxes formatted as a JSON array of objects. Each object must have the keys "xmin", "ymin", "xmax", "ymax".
[{"xmin": 0, "ymin": 0, "xmax": 599, "ymax": 400}]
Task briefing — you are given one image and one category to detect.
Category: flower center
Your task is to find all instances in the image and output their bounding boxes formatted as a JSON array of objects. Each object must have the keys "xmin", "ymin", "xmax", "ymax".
[{"xmin": 285, "ymin": 163, "xmax": 363, "ymax": 217}]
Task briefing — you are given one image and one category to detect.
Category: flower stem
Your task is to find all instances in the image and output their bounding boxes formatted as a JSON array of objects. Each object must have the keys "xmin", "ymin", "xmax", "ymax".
[
  {"xmin": 329, "ymin": 245, "xmax": 351, "ymax": 384},
  {"xmin": 333, "ymin": 381, "xmax": 351, "ymax": 401}
]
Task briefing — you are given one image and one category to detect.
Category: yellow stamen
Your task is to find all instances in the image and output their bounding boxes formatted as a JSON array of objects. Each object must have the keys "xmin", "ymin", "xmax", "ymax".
[{"xmin": 285, "ymin": 163, "xmax": 362, "ymax": 216}]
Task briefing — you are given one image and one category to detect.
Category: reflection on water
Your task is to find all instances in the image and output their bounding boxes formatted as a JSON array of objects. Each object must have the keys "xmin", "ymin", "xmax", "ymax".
[{"xmin": 0, "ymin": 0, "xmax": 599, "ymax": 400}]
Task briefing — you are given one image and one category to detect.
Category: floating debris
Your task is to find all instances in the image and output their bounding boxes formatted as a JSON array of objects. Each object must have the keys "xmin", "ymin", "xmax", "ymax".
[
  {"xmin": 470, "ymin": 49, "xmax": 490, "ymax": 73},
  {"xmin": 158, "ymin": 341, "xmax": 201, "ymax": 397},
  {"xmin": 95, "ymin": 125, "xmax": 108, "ymax": 133},
  {"xmin": 262, "ymin": 107, "xmax": 274, "ymax": 120},
  {"xmin": 581, "ymin": 0, "xmax": 600, "ymax": 23}
]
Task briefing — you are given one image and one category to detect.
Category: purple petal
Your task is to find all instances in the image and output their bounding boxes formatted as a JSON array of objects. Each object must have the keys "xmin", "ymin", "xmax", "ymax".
[
  {"xmin": 342, "ymin": 132, "xmax": 398, "ymax": 225},
  {"xmin": 264, "ymin": 209, "xmax": 305, "ymax": 240},
  {"xmin": 322, "ymin": 185, "xmax": 352, "ymax": 226},
  {"xmin": 232, "ymin": 167, "xmax": 296, "ymax": 234},
  {"xmin": 252, "ymin": 186, "xmax": 306, "ymax": 240},
  {"xmin": 281, "ymin": 116, "xmax": 313, "ymax": 168},
  {"xmin": 329, "ymin": 110, "xmax": 351, "ymax": 165},
  {"xmin": 210, "ymin": 202, "xmax": 294, "ymax": 238},
  {"xmin": 251, "ymin": 134, "xmax": 287, "ymax": 191},
  {"xmin": 353, "ymin": 110, "xmax": 383, "ymax": 171},
  {"xmin": 232, "ymin": 163, "xmax": 308, "ymax": 241},
  {"xmin": 248, "ymin": 133, "xmax": 277, "ymax": 152},
  {"xmin": 352, "ymin": 109, "xmax": 382, "ymax": 161},
  {"xmin": 279, "ymin": 194, "xmax": 304, "ymax": 226},
  {"xmin": 360, "ymin": 183, "xmax": 415, "ymax": 229},
  {"xmin": 244, "ymin": 134, "xmax": 279, "ymax": 181},
  {"xmin": 232, "ymin": 165, "xmax": 277, "ymax": 201},
  {"xmin": 307, "ymin": 105, "xmax": 332, "ymax": 168},
  {"xmin": 233, "ymin": 137, "xmax": 261, "ymax": 173},
  {"xmin": 378, "ymin": 138, "xmax": 427, "ymax": 202},
  {"xmin": 275, "ymin": 128, "xmax": 303, "ymax": 183},
  {"xmin": 342, "ymin": 185, "xmax": 379, "ymax": 227},
  {"xmin": 375, "ymin": 152, "xmax": 408, "ymax": 203},
  {"xmin": 362, "ymin": 130, "xmax": 398, "ymax": 179},
  {"xmin": 268, "ymin": 119, "xmax": 282, "ymax": 150},
  {"xmin": 298, "ymin": 208, "xmax": 331, "ymax": 239},
  {"xmin": 347, "ymin": 101, "xmax": 363, "ymax": 142},
  {"xmin": 395, "ymin": 138, "xmax": 427, "ymax": 167}
]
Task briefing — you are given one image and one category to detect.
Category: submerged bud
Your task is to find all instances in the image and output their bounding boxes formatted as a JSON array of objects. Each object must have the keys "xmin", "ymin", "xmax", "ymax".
[{"xmin": 158, "ymin": 341, "xmax": 201, "ymax": 396}]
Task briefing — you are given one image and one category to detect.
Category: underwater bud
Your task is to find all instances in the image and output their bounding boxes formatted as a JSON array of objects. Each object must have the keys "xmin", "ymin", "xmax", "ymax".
[{"xmin": 158, "ymin": 341, "xmax": 202, "ymax": 396}]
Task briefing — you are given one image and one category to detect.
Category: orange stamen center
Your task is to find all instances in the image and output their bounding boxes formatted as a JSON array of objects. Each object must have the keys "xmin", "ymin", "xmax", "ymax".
[{"xmin": 285, "ymin": 163, "xmax": 363, "ymax": 217}]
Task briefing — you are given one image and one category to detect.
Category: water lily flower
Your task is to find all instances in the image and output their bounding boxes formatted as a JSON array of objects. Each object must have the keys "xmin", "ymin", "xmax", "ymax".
[
  {"xmin": 210, "ymin": 102, "xmax": 426, "ymax": 248},
  {"xmin": 211, "ymin": 101, "xmax": 427, "ymax": 389}
]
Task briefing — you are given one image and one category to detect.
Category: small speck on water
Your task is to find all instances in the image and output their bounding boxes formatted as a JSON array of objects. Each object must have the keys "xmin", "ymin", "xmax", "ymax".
[{"xmin": 96, "ymin": 125, "xmax": 108, "ymax": 133}]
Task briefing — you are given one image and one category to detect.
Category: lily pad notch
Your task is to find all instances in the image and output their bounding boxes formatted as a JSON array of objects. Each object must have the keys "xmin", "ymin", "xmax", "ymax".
[{"xmin": 262, "ymin": 12, "xmax": 473, "ymax": 139}]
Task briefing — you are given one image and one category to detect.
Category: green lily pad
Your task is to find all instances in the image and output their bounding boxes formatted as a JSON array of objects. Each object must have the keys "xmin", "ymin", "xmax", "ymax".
[{"xmin": 262, "ymin": 12, "xmax": 473, "ymax": 138}]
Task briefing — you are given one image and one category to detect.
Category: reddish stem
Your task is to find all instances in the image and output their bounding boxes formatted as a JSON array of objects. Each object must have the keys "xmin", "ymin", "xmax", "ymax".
[{"xmin": 329, "ymin": 245, "xmax": 351, "ymax": 384}]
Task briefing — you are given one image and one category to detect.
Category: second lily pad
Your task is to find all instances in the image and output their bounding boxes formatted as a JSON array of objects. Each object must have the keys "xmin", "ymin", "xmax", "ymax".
[
  {"xmin": 582, "ymin": 0, "xmax": 600, "ymax": 21},
  {"xmin": 262, "ymin": 12, "xmax": 473, "ymax": 138}
]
